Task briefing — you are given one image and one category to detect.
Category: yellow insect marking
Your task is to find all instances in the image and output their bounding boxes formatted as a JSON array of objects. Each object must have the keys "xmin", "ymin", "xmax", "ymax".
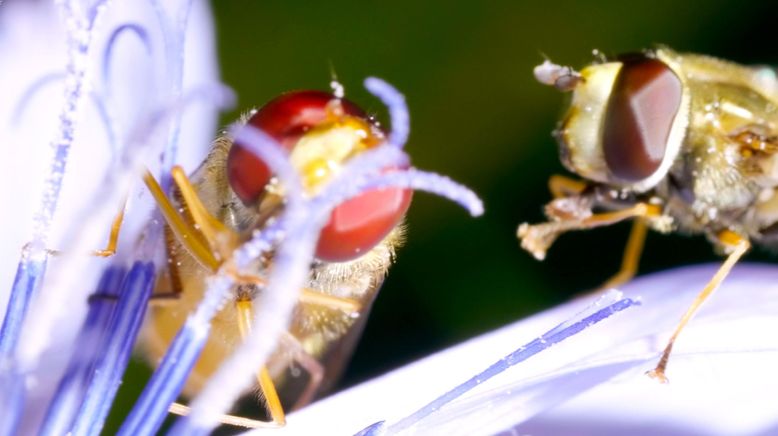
[{"xmin": 290, "ymin": 116, "xmax": 376, "ymax": 193}]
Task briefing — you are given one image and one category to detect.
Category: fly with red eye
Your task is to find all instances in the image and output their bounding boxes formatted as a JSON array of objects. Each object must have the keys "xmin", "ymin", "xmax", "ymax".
[
  {"xmin": 227, "ymin": 90, "xmax": 366, "ymax": 204},
  {"xmin": 133, "ymin": 78, "xmax": 483, "ymax": 431},
  {"xmin": 227, "ymin": 90, "xmax": 413, "ymax": 262}
]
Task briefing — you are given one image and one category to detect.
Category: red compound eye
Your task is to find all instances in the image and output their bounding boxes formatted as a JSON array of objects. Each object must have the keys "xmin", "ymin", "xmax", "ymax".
[
  {"xmin": 227, "ymin": 90, "xmax": 414, "ymax": 263},
  {"xmin": 317, "ymin": 174, "xmax": 413, "ymax": 262}
]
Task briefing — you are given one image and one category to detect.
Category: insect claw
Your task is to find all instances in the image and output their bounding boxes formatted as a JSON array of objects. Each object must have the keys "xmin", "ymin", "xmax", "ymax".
[{"xmin": 646, "ymin": 368, "xmax": 670, "ymax": 384}]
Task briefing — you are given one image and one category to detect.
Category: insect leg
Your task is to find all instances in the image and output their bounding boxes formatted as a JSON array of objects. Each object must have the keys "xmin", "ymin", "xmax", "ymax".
[
  {"xmin": 170, "ymin": 165, "xmax": 239, "ymax": 259},
  {"xmin": 235, "ymin": 299, "xmax": 286, "ymax": 426},
  {"xmin": 594, "ymin": 219, "xmax": 648, "ymax": 291},
  {"xmin": 147, "ymin": 228, "xmax": 187, "ymax": 306},
  {"xmin": 92, "ymin": 200, "xmax": 126, "ymax": 257},
  {"xmin": 518, "ymin": 202, "xmax": 661, "ymax": 260},
  {"xmin": 229, "ymin": 271, "xmax": 362, "ymax": 314},
  {"xmin": 548, "ymin": 174, "xmax": 588, "ymax": 198},
  {"xmin": 646, "ymin": 230, "xmax": 750, "ymax": 383},
  {"xmin": 38, "ymin": 198, "xmax": 127, "ymax": 257},
  {"xmin": 298, "ymin": 289, "xmax": 362, "ymax": 313},
  {"xmin": 167, "ymin": 402, "xmax": 271, "ymax": 429},
  {"xmin": 158, "ymin": 288, "xmax": 276, "ymax": 429},
  {"xmin": 143, "ymin": 170, "xmax": 219, "ymax": 271},
  {"xmin": 278, "ymin": 333, "xmax": 325, "ymax": 411}
]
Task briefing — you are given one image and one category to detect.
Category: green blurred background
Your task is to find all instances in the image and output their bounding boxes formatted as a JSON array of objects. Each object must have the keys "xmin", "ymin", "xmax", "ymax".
[{"xmin": 110, "ymin": 0, "xmax": 778, "ymax": 429}]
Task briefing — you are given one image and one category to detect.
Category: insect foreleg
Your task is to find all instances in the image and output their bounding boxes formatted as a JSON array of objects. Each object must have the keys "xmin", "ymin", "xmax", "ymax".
[
  {"xmin": 548, "ymin": 174, "xmax": 588, "ymax": 199},
  {"xmin": 170, "ymin": 165, "xmax": 239, "ymax": 260},
  {"xmin": 143, "ymin": 170, "xmax": 219, "ymax": 270},
  {"xmin": 518, "ymin": 202, "xmax": 661, "ymax": 261}
]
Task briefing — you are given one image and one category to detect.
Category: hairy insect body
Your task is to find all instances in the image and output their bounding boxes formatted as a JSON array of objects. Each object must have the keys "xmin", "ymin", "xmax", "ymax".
[
  {"xmin": 143, "ymin": 121, "xmax": 404, "ymax": 406},
  {"xmin": 128, "ymin": 82, "xmax": 484, "ymax": 426},
  {"xmin": 522, "ymin": 47, "xmax": 778, "ymax": 381},
  {"xmin": 663, "ymin": 54, "xmax": 778, "ymax": 245},
  {"xmin": 554, "ymin": 48, "xmax": 778, "ymax": 251},
  {"xmin": 146, "ymin": 137, "xmax": 402, "ymax": 397}
]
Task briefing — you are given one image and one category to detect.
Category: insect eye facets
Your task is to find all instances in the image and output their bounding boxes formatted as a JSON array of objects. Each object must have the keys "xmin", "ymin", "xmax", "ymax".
[
  {"xmin": 226, "ymin": 90, "xmax": 413, "ymax": 263},
  {"xmin": 602, "ymin": 57, "xmax": 683, "ymax": 182},
  {"xmin": 227, "ymin": 144, "xmax": 273, "ymax": 205},
  {"xmin": 317, "ymin": 183, "xmax": 413, "ymax": 262}
]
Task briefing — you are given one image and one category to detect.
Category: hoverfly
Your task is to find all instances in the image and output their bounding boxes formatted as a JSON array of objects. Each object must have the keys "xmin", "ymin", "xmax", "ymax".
[
  {"xmin": 136, "ymin": 84, "xmax": 480, "ymax": 428},
  {"xmin": 518, "ymin": 47, "xmax": 778, "ymax": 381}
]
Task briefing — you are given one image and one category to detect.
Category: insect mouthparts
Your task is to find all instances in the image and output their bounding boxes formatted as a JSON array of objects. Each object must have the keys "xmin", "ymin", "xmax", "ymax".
[{"xmin": 533, "ymin": 60, "xmax": 583, "ymax": 92}]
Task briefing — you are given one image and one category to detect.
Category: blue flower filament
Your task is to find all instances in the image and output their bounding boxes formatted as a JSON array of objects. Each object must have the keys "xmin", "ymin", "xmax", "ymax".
[{"xmin": 358, "ymin": 294, "xmax": 640, "ymax": 435}]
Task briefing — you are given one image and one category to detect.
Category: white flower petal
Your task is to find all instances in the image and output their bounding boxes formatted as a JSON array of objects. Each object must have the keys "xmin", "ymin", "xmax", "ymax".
[
  {"xmin": 265, "ymin": 264, "xmax": 778, "ymax": 436},
  {"xmin": 0, "ymin": 0, "xmax": 219, "ymax": 313},
  {"xmin": 0, "ymin": 0, "xmax": 220, "ymax": 432}
]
